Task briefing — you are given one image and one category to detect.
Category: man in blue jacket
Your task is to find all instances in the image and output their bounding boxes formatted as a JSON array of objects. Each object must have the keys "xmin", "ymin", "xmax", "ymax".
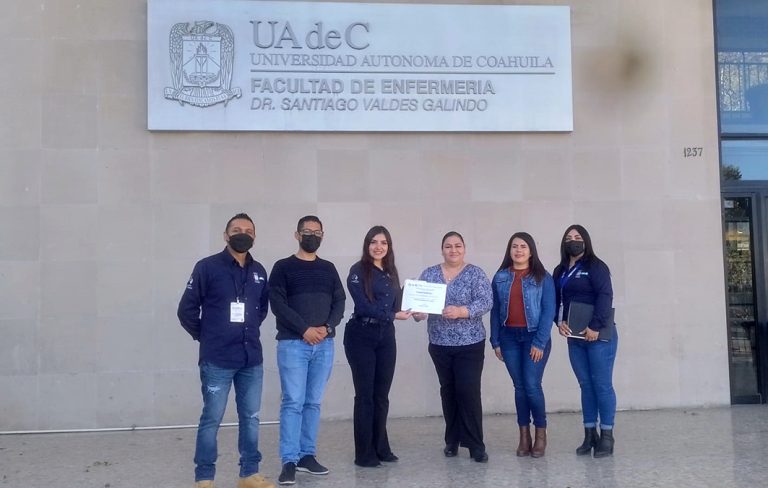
[{"xmin": 178, "ymin": 213, "xmax": 275, "ymax": 488}]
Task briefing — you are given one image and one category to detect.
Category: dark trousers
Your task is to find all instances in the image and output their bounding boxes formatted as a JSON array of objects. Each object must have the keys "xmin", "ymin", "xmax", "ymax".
[
  {"xmin": 343, "ymin": 318, "xmax": 397, "ymax": 465},
  {"xmin": 428, "ymin": 340, "xmax": 485, "ymax": 453}
]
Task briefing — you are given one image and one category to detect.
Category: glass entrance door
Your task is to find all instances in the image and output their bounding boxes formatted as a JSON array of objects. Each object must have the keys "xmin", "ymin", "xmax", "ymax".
[{"xmin": 723, "ymin": 195, "xmax": 767, "ymax": 403}]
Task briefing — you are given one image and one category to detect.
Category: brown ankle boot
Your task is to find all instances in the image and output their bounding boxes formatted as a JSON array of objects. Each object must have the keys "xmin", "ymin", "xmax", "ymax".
[
  {"xmin": 516, "ymin": 425, "xmax": 532, "ymax": 457},
  {"xmin": 531, "ymin": 427, "xmax": 547, "ymax": 458}
]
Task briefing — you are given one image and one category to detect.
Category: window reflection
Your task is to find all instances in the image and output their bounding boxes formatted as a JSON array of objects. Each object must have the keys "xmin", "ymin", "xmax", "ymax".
[
  {"xmin": 717, "ymin": 0, "xmax": 768, "ymax": 134},
  {"xmin": 721, "ymin": 140, "xmax": 768, "ymax": 180}
]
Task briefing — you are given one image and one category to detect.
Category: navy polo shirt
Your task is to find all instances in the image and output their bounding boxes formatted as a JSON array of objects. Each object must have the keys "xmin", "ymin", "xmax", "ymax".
[
  {"xmin": 553, "ymin": 257, "xmax": 613, "ymax": 331},
  {"xmin": 177, "ymin": 248, "xmax": 269, "ymax": 368},
  {"xmin": 347, "ymin": 261, "xmax": 399, "ymax": 322}
]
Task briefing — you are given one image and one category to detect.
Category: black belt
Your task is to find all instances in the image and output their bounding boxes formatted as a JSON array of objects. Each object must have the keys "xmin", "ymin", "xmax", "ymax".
[{"xmin": 352, "ymin": 315, "xmax": 388, "ymax": 326}]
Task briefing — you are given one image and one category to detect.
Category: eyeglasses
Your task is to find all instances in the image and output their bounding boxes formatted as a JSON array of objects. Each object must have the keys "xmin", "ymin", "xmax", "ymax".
[{"xmin": 299, "ymin": 230, "xmax": 324, "ymax": 237}]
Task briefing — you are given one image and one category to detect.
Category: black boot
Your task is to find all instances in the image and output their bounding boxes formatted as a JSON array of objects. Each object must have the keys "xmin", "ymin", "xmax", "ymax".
[
  {"xmin": 576, "ymin": 427, "xmax": 599, "ymax": 456},
  {"xmin": 593, "ymin": 429, "xmax": 614, "ymax": 458}
]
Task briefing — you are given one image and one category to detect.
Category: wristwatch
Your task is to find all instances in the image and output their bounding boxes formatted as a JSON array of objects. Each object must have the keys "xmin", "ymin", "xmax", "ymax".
[{"xmin": 325, "ymin": 325, "xmax": 335, "ymax": 338}]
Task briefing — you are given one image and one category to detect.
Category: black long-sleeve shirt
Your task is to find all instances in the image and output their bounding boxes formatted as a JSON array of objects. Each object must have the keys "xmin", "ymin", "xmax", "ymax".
[
  {"xmin": 269, "ymin": 255, "xmax": 346, "ymax": 340},
  {"xmin": 553, "ymin": 257, "xmax": 613, "ymax": 331},
  {"xmin": 347, "ymin": 261, "xmax": 400, "ymax": 322},
  {"xmin": 177, "ymin": 249, "xmax": 269, "ymax": 368}
]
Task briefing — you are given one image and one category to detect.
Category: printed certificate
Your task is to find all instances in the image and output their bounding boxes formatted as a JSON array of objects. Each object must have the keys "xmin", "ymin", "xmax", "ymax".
[{"xmin": 402, "ymin": 279, "xmax": 447, "ymax": 315}]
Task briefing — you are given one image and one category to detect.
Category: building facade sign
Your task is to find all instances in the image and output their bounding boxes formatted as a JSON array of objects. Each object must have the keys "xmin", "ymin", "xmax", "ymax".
[{"xmin": 148, "ymin": 0, "xmax": 573, "ymax": 131}]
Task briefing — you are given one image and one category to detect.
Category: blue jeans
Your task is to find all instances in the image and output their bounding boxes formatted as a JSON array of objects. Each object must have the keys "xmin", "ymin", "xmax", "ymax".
[
  {"xmin": 568, "ymin": 334, "xmax": 618, "ymax": 429},
  {"xmin": 194, "ymin": 362, "xmax": 263, "ymax": 481},
  {"xmin": 277, "ymin": 338, "xmax": 335, "ymax": 464},
  {"xmin": 499, "ymin": 327, "xmax": 551, "ymax": 428}
]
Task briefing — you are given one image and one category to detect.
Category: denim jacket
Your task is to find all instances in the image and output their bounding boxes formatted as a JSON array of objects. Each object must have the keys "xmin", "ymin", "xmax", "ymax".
[{"xmin": 490, "ymin": 268, "xmax": 556, "ymax": 351}]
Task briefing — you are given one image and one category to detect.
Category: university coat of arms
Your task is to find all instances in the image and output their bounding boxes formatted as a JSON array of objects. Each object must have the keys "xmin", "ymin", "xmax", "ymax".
[{"xmin": 164, "ymin": 20, "xmax": 242, "ymax": 107}]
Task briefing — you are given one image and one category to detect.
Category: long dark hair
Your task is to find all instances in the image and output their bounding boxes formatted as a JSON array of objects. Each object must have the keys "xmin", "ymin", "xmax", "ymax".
[
  {"xmin": 557, "ymin": 224, "xmax": 602, "ymax": 269},
  {"xmin": 497, "ymin": 232, "xmax": 547, "ymax": 284},
  {"xmin": 360, "ymin": 225, "xmax": 400, "ymax": 301}
]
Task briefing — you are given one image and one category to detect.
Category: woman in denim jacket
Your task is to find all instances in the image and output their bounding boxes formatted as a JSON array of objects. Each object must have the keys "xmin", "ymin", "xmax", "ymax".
[{"xmin": 490, "ymin": 232, "xmax": 555, "ymax": 458}]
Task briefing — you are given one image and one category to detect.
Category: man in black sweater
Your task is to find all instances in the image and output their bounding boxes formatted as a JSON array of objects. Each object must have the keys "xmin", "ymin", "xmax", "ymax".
[{"xmin": 269, "ymin": 215, "xmax": 346, "ymax": 485}]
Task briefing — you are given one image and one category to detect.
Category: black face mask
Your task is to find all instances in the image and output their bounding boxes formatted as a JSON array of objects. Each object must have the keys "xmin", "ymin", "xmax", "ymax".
[
  {"xmin": 565, "ymin": 240, "xmax": 585, "ymax": 257},
  {"xmin": 228, "ymin": 233, "xmax": 254, "ymax": 253},
  {"xmin": 299, "ymin": 235, "xmax": 322, "ymax": 253}
]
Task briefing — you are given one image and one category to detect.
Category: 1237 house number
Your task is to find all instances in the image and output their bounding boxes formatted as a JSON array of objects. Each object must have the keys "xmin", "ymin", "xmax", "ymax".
[{"xmin": 683, "ymin": 147, "xmax": 703, "ymax": 157}]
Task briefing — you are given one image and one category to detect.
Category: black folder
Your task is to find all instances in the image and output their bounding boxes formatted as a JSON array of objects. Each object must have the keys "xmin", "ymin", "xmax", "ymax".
[{"xmin": 566, "ymin": 301, "xmax": 615, "ymax": 341}]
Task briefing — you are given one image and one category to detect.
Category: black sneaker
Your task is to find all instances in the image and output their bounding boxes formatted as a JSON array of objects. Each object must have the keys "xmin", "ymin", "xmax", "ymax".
[
  {"xmin": 278, "ymin": 462, "xmax": 296, "ymax": 485},
  {"xmin": 296, "ymin": 455, "xmax": 329, "ymax": 475}
]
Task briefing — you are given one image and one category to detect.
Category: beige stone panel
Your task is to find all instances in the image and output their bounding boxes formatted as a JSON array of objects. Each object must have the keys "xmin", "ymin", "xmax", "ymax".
[
  {"xmin": 571, "ymin": 149, "xmax": 622, "ymax": 201},
  {"xmin": 41, "ymin": 94, "xmax": 98, "ymax": 149},
  {"xmin": 41, "ymin": 149, "xmax": 98, "ymax": 204},
  {"xmin": 667, "ymin": 95, "xmax": 718, "ymax": 146},
  {"xmin": 623, "ymin": 250, "xmax": 675, "ymax": 307},
  {"xmin": 0, "ymin": 318, "xmax": 38, "ymax": 375},
  {"xmin": 1, "ymin": 0, "xmax": 42, "ymax": 40},
  {"xmin": 0, "ymin": 96, "xmax": 41, "ymax": 149},
  {"xmin": 613, "ymin": 309, "xmax": 683, "ymax": 409},
  {"xmin": 663, "ymin": 0, "xmax": 715, "ymax": 50},
  {"xmin": 208, "ymin": 150, "xmax": 266, "ymax": 204},
  {"xmin": 469, "ymin": 152, "xmax": 523, "ymax": 203},
  {"xmin": 520, "ymin": 149, "xmax": 572, "ymax": 200},
  {"xmin": 664, "ymin": 47, "xmax": 717, "ymax": 96},
  {"xmin": 390, "ymin": 330, "xmax": 441, "ymax": 417},
  {"xmin": 0, "ymin": 150, "xmax": 41, "ymax": 205},
  {"xmin": 150, "ymin": 132, "xmax": 211, "ymax": 152},
  {"xmin": 670, "ymin": 199, "xmax": 723, "ymax": 252},
  {"xmin": 465, "ymin": 133, "xmax": 522, "ymax": 155},
  {"xmin": 260, "ymin": 145, "xmax": 318, "ymax": 203},
  {"xmin": 41, "ymin": 0, "xmax": 99, "ymax": 40},
  {"xmin": 98, "ymin": 41, "xmax": 147, "ymax": 97},
  {"xmin": 42, "ymin": 40, "xmax": 99, "ymax": 96},
  {"xmin": 619, "ymin": 95, "xmax": 670, "ymax": 146},
  {"xmin": 0, "ymin": 376, "xmax": 39, "ymax": 430},
  {"xmin": 573, "ymin": 201, "xmax": 623, "ymax": 247},
  {"xmin": 470, "ymin": 202, "xmax": 521, "ymax": 256},
  {"xmin": 301, "ymin": 133, "xmax": 369, "ymax": 151},
  {"xmin": 151, "ymin": 305, "xmax": 200, "ymax": 372},
  {"xmin": 38, "ymin": 373, "xmax": 99, "ymax": 429},
  {"xmin": 365, "ymin": 133, "xmax": 422, "ymax": 152},
  {"xmin": 0, "ymin": 262, "xmax": 40, "ymax": 320},
  {"xmin": 620, "ymin": 149, "xmax": 670, "ymax": 200},
  {"xmin": 97, "ymin": 261, "xmax": 153, "ymax": 318},
  {"xmin": 98, "ymin": 314, "xmax": 154, "ymax": 372},
  {"xmin": 422, "ymin": 150, "xmax": 472, "ymax": 201},
  {"xmin": 152, "ymin": 203, "xmax": 211, "ymax": 260},
  {"xmin": 569, "ymin": 95, "xmax": 621, "ymax": 148},
  {"xmin": 94, "ymin": 0, "xmax": 147, "ymax": 41},
  {"xmin": 153, "ymin": 370, "xmax": 208, "ymax": 425},
  {"xmin": 317, "ymin": 149, "xmax": 370, "ymax": 202},
  {"xmin": 208, "ymin": 133, "xmax": 265, "ymax": 152},
  {"xmin": 0, "ymin": 206, "xmax": 39, "ymax": 260},
  {"xmin": 669, "ymin": 149, "xmax": 720, "ymax": 201},
  {"xmin": 96, "ymin": 372, "xmax": 155, "ymax": 428},
  {"xmin": 569, "ymin": 0, "xmax": 619, "ymax": 48},
  {"xmin": 1, "ymin": 39, "xmax": 41, "ymax": 95},
  {"xmin": 368, "ymin": 150, "xmax": 427, "ymax": 203},
  {"xmin": 38, "ymin": 315, "xmax": 101, "ymax": 374},
  {"xmin": 152, "ymin": 258, "xmax": 198, "ymax": 325},
  {"xmin": 673, "ymin": 248, "xmax": 727, "ymax": 322},
  {"xmin": 39, "ymin": 204, "xmax": 98, "ymax": 261},
  {"xmin": 40, "ymin": 260, "xmax": 98, "ymax": 319},
  {"xmin": 98, "ymin": 95, "xmax": 149, "ymax": 151},
  {"xmin": 151, "ymin": 149, "xmax": 212, "ymax": 203},
  {"xmin": 316, "ymin": 202, "xmax": 372, "ymax": 257},
  {"xmin": 621, "ymin": 200, "xmax": 670, "ymax": 251},
  {"xmin": 520, "ymin": 132, "xmax": 573, "ymax": 152},
  {"xmin": 98, "ymin": 149, "xmax": 151, "ymax": 204}
]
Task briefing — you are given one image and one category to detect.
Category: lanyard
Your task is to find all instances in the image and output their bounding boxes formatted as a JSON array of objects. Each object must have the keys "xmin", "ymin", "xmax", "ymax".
[
  {"xmin": 559, "ymin": 262, "xmax": 582, "ymax": 292},
  {"xmin": 232, "ymin": 264, "xmax": 249, "ymax": 302}
]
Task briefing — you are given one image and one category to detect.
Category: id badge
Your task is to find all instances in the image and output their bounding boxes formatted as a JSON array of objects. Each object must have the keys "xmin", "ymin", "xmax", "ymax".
[{"xmin": 230, "ymin": 302, "xmax": 245, "ymax": 323}]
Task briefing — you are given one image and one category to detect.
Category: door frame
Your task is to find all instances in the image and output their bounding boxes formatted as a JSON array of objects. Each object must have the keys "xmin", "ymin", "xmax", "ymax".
[{"xmin": 722, "ymin": 187, "xmax": 768, "ymax": 403}]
